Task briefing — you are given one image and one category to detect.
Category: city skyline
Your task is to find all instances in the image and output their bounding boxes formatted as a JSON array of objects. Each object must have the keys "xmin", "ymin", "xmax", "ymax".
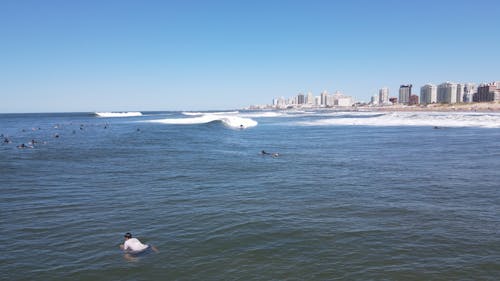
[
  {"xmin": 264, "ymin": 79, "xmax": 499, "ymax": 109},
  {"xmin": 1, "ymin": 0, "xmax": 500, "ymax": 113}
]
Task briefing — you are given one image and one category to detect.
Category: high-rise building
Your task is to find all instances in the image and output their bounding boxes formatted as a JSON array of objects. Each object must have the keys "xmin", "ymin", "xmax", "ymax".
[
  {"xmin": 379, "ymin": 87, "xmax": 389, "ymax": 105},
  {"xmin": 437, "ymin": 82, "xmax": 458, "ymax": 104},
  {"xmin": 332, "ymin": 91, "xmax": 354, "ymax": 106},
  {"xmin": 463, "ymin": 83, "xmax": 476, "ymax": 103},
  {"xmin": 474, "ymin": 82, "xmax": 499, "ymax": 102},
  {"xmin": 306, "ymin": 92, "xmax": 314, "ymax": 105},
  {"xmin": 297, "ymin": 93, "xmax": 305, "ymax": 105},
  {"xmin": 315, "ymin": 96, "xmax": 321, "ymax": 106},
  {"xmin": 399, "ymin": 84, "xmax": 412, "ymax": 104},
  {"xmin": 274, "ymin": 97, "xmax": 286, "ymax": 108},
  {"xmin": 420, "ymin": 84, "xmax": 437, "ymax": 105},
  {"xmin": 456, "ymin": 84, "xmax": 465, "ymax": 103},
  {"xmin": 320, "ymin": 91, "xmax": 329, "ymax": 106}
]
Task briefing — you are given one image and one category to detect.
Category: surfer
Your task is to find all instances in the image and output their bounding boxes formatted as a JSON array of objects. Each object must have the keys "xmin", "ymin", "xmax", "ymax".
[
  {"xmin": 261, "ymin": 150, "xmax": 280, "ymax": 158},
  {"xmin": 17, "ymin": 143, "xmax": 32, "ymax": 149},
  {"xmin": 120, "ymin": 232, "xmax": 158, "ymax": 260}
]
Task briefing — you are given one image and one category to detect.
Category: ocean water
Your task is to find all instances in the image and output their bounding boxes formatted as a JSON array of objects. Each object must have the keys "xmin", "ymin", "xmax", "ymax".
[{"xmin": 1, "ymin": 111, "xmax": 500, "ymax": 280}]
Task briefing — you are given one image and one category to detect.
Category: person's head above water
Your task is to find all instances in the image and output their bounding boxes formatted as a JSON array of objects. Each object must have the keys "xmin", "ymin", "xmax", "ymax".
[{"xmin": 124, "ymin": 232, "xmax": 132, "ymax": 239}]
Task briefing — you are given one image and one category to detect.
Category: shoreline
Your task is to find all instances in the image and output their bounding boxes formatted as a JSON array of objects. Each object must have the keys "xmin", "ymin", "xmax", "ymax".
[
  {"xmin": 359, "ymin": 102, "xmax": 500, "ymax": 112},
  {"xmin": 253, "ymin": 102, "xmax": 500, "ymax": 113}
]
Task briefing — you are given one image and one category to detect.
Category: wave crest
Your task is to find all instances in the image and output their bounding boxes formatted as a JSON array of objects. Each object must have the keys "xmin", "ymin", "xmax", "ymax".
[
  {"xmin": 149, "ymin": 113, "xmax": 257, "ymax": 129},
  {"xmin": 182, "ymin": 111, "xmax": 239, "ymax": 116},
  {"xmin": 95, "ymin": 112, "xmax": 142, "ymax": 117}
]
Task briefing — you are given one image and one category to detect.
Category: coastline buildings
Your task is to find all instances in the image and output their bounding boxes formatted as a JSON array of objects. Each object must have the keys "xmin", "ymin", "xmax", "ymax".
[
  {"xmin": 262, "ymin": 80, "xmax": 496, "ymax": 110},
  {"xmin": 437, "ymin": 82, "xmax": 458, "ymax": 104},
  {"xmin": 399, "ymin": 84, "xmax": 412, "ymax": 104},
  {"xmin": 474, "ymin": 82, "xmax": 500, "ymax": 102},
  {"xmin": 306, "ymin": 92, "xmax": 314, "ymax": 105},
  {"xmin": 297, "ymin": 94, "xmax": 305, "ymax": 105},
  {"xmin": 271, "ymin": 90, "xmax": 354, "ymax": 109},
  {"xmin": 457, "ymin": 84, "xmax": 465, "ymax": 103},
  {"xmin": 320, "ymin": 91, "xmax": 329, "ymax": 106},
  {"xmin": 332, "ymin": 91, "xmax": 354, "ymax": 107},
  {"xmin": 420, "ymin": 84, "xmax": 437, "ymax": 104},
  {"xmin": 379, "ymin": 87, "xmax": 390, "ymax": 105},
  {"xmin": 409, "ymin": 95, "xmax": 419, "ymax": 105},
  {"xmin": 463, "ymin": 83, "xmax": 476, "ymax": 103}
]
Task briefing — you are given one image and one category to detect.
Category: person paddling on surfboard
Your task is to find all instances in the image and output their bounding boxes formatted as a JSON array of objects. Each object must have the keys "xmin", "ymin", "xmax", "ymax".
[
  {"xmin": 120, "ymin": 232, "xmax": 158, "ymax": 260},
  {"xmin": 261, "ymin": 150, "xmax": 279, "ymax": 157}
]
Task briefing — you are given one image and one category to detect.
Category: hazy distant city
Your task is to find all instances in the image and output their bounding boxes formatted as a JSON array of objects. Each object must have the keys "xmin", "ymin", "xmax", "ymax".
[{"xmin": 250, "ymin": 81, "xmax": 500, "ymax": 110}]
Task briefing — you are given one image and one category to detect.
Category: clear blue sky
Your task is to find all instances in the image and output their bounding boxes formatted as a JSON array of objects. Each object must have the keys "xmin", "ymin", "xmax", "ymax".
[{"xmin": 1, "ymin": 0, "xmax": 499, "ymax": 112}]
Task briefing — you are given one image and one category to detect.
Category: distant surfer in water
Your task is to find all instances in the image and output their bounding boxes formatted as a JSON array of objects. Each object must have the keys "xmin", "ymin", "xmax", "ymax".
[
  {"xmin": 120, "ymin": 232, "xmax": 158, "ymax": 261},
  {"xmin": 17, "ymin": 143, "xmax": 33, "ymax": 149},
  {"xmin": 261, "ymin": 150, "xmax": 279, "ymax": 158}
]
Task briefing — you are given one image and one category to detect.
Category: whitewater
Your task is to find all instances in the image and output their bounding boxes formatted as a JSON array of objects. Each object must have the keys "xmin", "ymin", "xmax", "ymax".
[
  {"xmin": 95, "ymin": 112, "xmax": 142, "ymax": 117},
  {"xmin": 148, "ymin": 112, "xmax": 258, "ymax": 129},
  {"xmin": 296, "ymin": 111, "xmax": 500, "ymax": 128},
  {"xmin": 138, "ymin": 110, "xmax": 500, "ymax": 129}
]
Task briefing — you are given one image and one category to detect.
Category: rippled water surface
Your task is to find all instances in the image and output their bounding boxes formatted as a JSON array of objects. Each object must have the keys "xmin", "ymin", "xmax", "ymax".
[{"xmin": 1, "ymin": 111, "xmax": 500, "ymax": 280}]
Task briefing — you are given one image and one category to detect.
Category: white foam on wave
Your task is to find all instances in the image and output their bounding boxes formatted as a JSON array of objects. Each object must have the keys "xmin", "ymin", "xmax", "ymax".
[
  {"xmin": 182, "ymin": 111, "xmax": 239, "ymax": 116},
  {"xmin": 240, "ymin": 110, "xmax": 322, "ymax": 118},
  {"xmin": 149, "ymin": 113, "xmax": 257, "ymax": 129},
  {"xmin": 95, "ymin": 112, "xmax": 143, "ymax": 118},
  {"xmin": 240, "ymin": 111, "xmax": 285, "ymax": 118},
  {"xmin": 297, "ymin": 111, "xmax": 500, "ymax": 128}
]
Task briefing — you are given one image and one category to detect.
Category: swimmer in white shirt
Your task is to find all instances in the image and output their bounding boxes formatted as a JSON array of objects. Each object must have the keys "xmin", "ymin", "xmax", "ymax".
[{"xmin": 120, "ymin": 232, "xmax": 158, "ymax": 260}]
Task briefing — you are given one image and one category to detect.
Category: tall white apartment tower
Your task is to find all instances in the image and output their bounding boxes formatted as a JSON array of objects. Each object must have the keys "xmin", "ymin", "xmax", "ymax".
[
  {"xmin": 457, "ymin": 84, "xmax": 465, "ymax": 103},
  {"xmin": 420, "ymin": 84, "xmax": 437, "ymax": 104},
  {"xmin": 306, "ymin": 92, "xmax": 314, "ymax": 105},
  {"xmin": 437, "ymin": 82, "xmax": 458, "ymax": 104},
  {"xmin": 463, "ymin": 83, "xmax": 476, "ymax": 103},
  {"xmin": 379, "ymin": 87, "xmax": 389, "ymax": 105}
]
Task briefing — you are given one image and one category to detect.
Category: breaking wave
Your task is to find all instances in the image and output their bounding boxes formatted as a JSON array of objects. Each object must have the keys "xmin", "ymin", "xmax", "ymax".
[
  {"xmin": 95, "ymin": 112, "xmax": 142, "ymax": 118},
  {"xmin": 182, "ymin": 111, "xmax": 239, "ymax": 116},
  {"xmin": 240, "ymin": 112, "xmax": 286, "ymax": 118},
  {"xmin": 149, "ymin": 113, "xmax": 258, "ymax": 129},
  {"xmin": 297, "ymin": 112, "xmax": 500, "ymax": 128}
]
